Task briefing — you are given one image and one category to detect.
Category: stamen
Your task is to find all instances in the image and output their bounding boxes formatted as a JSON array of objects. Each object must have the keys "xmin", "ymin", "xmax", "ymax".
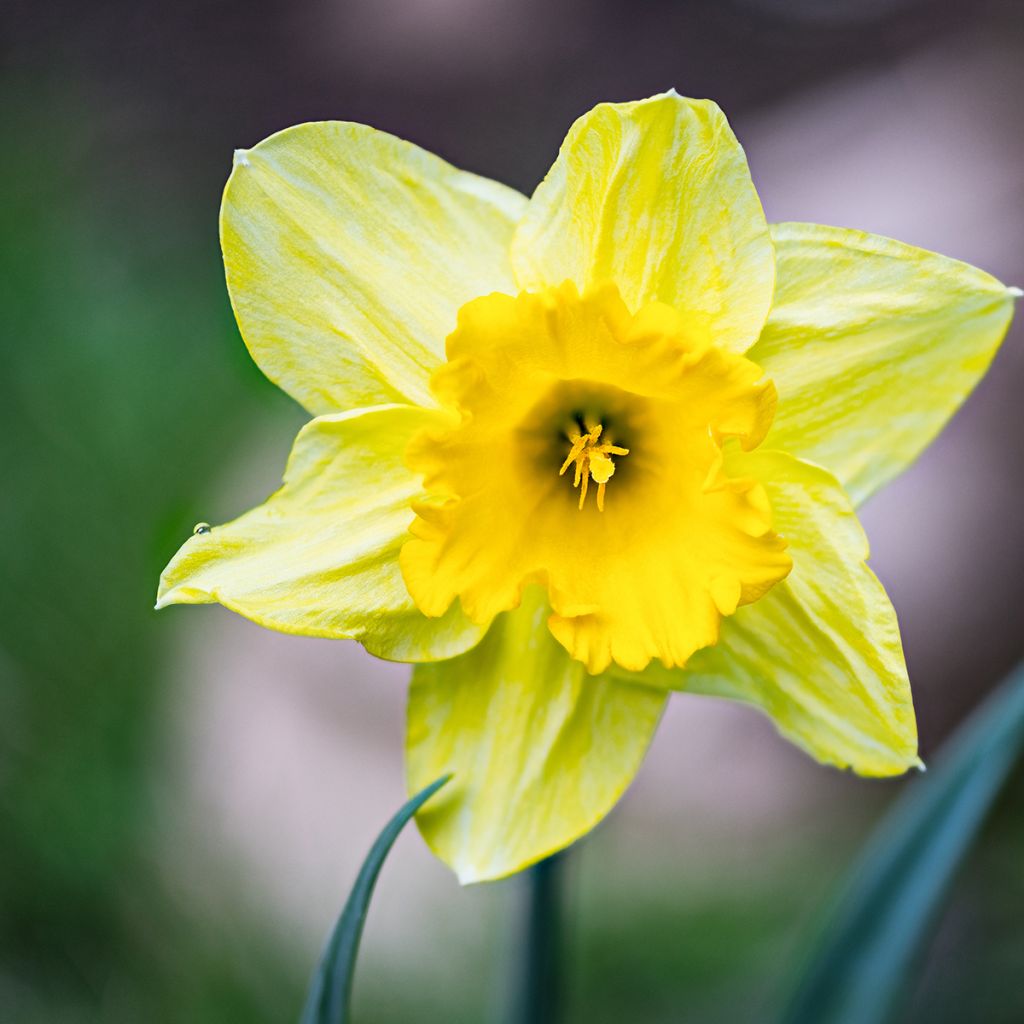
[
  {"xmin": 559, "ymin": 433, "xmax": 588, "ymax": 476},
  {"xmin": 560, "ymin": 423, "xmax": 629, "ymax": 511}
]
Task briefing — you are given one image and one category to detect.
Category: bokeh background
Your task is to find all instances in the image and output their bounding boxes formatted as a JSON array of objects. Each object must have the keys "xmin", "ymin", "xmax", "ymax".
[{"xmin": 3, "ymin": 0, "xmax": 1023, "ymax": 1021}]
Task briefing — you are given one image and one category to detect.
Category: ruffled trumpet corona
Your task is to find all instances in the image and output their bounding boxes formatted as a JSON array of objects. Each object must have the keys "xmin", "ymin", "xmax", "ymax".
[{"xmin": 157, "ymin": 92, "xmax": 1018, "ymax": 883}]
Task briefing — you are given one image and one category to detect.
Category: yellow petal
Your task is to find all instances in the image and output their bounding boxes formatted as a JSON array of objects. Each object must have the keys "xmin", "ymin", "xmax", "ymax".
[
  {"xmin": 407, "ymin": 587, "xmax": 666, "ymax": 883},
  {"xmin": 400, "ymin": 283, "xmax": 791, "ymax": 674},
  {"xmin": 750, "ymin": 223, "xmax": 1017, "ymax": 506},
  {"xmin": 636, "ymin": 450, "xmax": 919, "ymax": 776},
  {"xmin": 156, "ymin": 405, "xmax": 485, "ymax": 661},
  {"xmin": 511, "ymin": 92, "xmax": 774, "ymax": 353},
  {"xmin": 223, "ymin": 123, "xmax": 528, "ymax": 415}
]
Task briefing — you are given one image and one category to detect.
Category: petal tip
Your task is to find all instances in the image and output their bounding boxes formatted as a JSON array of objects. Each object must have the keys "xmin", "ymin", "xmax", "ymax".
[
  {"xmin": 233, "ymin": 148, "xmax": 251, "ymax": 169},
  {"xmin": 1008, "ymin": 285, "xmax": 1023, "ymax": 299},
  {"xmin": 154, "ymin": 580, "xmax": 185, "ymax": 611},
  {"xmin": 453, "ymin": 864, "xmax": 486, "ymax": 886}
]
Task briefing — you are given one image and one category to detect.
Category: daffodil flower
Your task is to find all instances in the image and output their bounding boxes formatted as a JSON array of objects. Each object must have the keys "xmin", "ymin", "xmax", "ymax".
[{"xmin": 157, "ymin": 93, "xmax": 1018, "ymax": 883}]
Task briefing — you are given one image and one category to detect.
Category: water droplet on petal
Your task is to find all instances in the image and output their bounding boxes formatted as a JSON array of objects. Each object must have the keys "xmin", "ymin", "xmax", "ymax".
[{"xmin": 193, "ymin": 522, "xmax": 212, "ymax": 536}]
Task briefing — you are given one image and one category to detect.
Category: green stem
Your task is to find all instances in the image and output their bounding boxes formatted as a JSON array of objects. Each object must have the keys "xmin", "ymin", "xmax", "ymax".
[{"xmin": 509, "ymin": 854, "xmax": 564, "ymax": 1024}]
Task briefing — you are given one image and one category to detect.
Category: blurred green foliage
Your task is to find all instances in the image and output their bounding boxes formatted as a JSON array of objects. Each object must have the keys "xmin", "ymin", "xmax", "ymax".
[
  {"xmin": 783, "ymin": 664, "xmax": 1024, "ymax": 1024},
  {"xmin": 0, "ymin": 87, "xmax": 303, "ymax": 1021}
]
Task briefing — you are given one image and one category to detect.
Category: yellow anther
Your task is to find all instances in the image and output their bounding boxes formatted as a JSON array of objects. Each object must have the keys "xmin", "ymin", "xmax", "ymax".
[
  {"xmin": 588, "ymin": 451, "xmax": 614, "ymax": 483},
  {"xmin": 559, "ymin": 423, "xmax": 629, "ymax": 511}
]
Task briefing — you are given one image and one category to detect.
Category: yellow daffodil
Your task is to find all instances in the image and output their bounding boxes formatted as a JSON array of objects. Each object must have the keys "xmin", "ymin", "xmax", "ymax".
[{"xmin": 157, "ymin": 93, "xmax": 1018, "ymax": 883}]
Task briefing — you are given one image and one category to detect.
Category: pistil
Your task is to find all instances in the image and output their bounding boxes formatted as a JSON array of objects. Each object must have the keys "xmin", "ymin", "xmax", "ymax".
[{"xmin": 559, "ymin": 424, "xmax": 629, "ymax": 511}]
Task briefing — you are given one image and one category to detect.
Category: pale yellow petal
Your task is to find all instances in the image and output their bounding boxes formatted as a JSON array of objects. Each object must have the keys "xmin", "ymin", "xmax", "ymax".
[
  {"xmin": 407, "ymin": 587, "xmax": 666, "ymax": 883},
  {"xmin": 156, "ymin": 405, "xmax": 485, "ymax": 661},
  {"xmin": 511, "ymin": 92, "xmax": 774, "ymax": 353},
  {"xmin": 223, "ymin": 122, "xmax": 528, "ymax": 414},
  {"xmin": 750, "ymin": 223, "xmax": 1017, "ymax": 505},
  {"xmin": 634, "ymin": 451, "xmax": 919, "ymax": 776}
]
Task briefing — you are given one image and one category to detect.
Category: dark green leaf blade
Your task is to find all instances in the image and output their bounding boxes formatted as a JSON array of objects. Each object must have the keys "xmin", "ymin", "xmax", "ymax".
[
  {"xmin": 782, "ymin": 662, "xmax": 1024, "ymax": 1024},
  {"xmin": 299, "ymin": 774, "xmax": 450, "ymax": 1024}
]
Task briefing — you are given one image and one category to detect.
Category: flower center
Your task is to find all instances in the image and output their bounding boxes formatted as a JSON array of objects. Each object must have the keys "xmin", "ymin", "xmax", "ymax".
[
  {"xmin": 558, "ymin": 423, "xmax": 629, "ymax": 511},
  {"xmin": 400, "ymin": 282, "xmax": 792, "ymax": 674}
]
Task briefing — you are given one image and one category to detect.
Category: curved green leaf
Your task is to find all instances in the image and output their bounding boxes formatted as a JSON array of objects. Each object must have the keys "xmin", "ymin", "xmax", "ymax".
[
  {"xmin": 781, "ymin": 662, "xmax": 1024, "ymax": 1024},
  {"xmin": 299, "ymin": 775, "xmax": 450, "ymax": 1024}
]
